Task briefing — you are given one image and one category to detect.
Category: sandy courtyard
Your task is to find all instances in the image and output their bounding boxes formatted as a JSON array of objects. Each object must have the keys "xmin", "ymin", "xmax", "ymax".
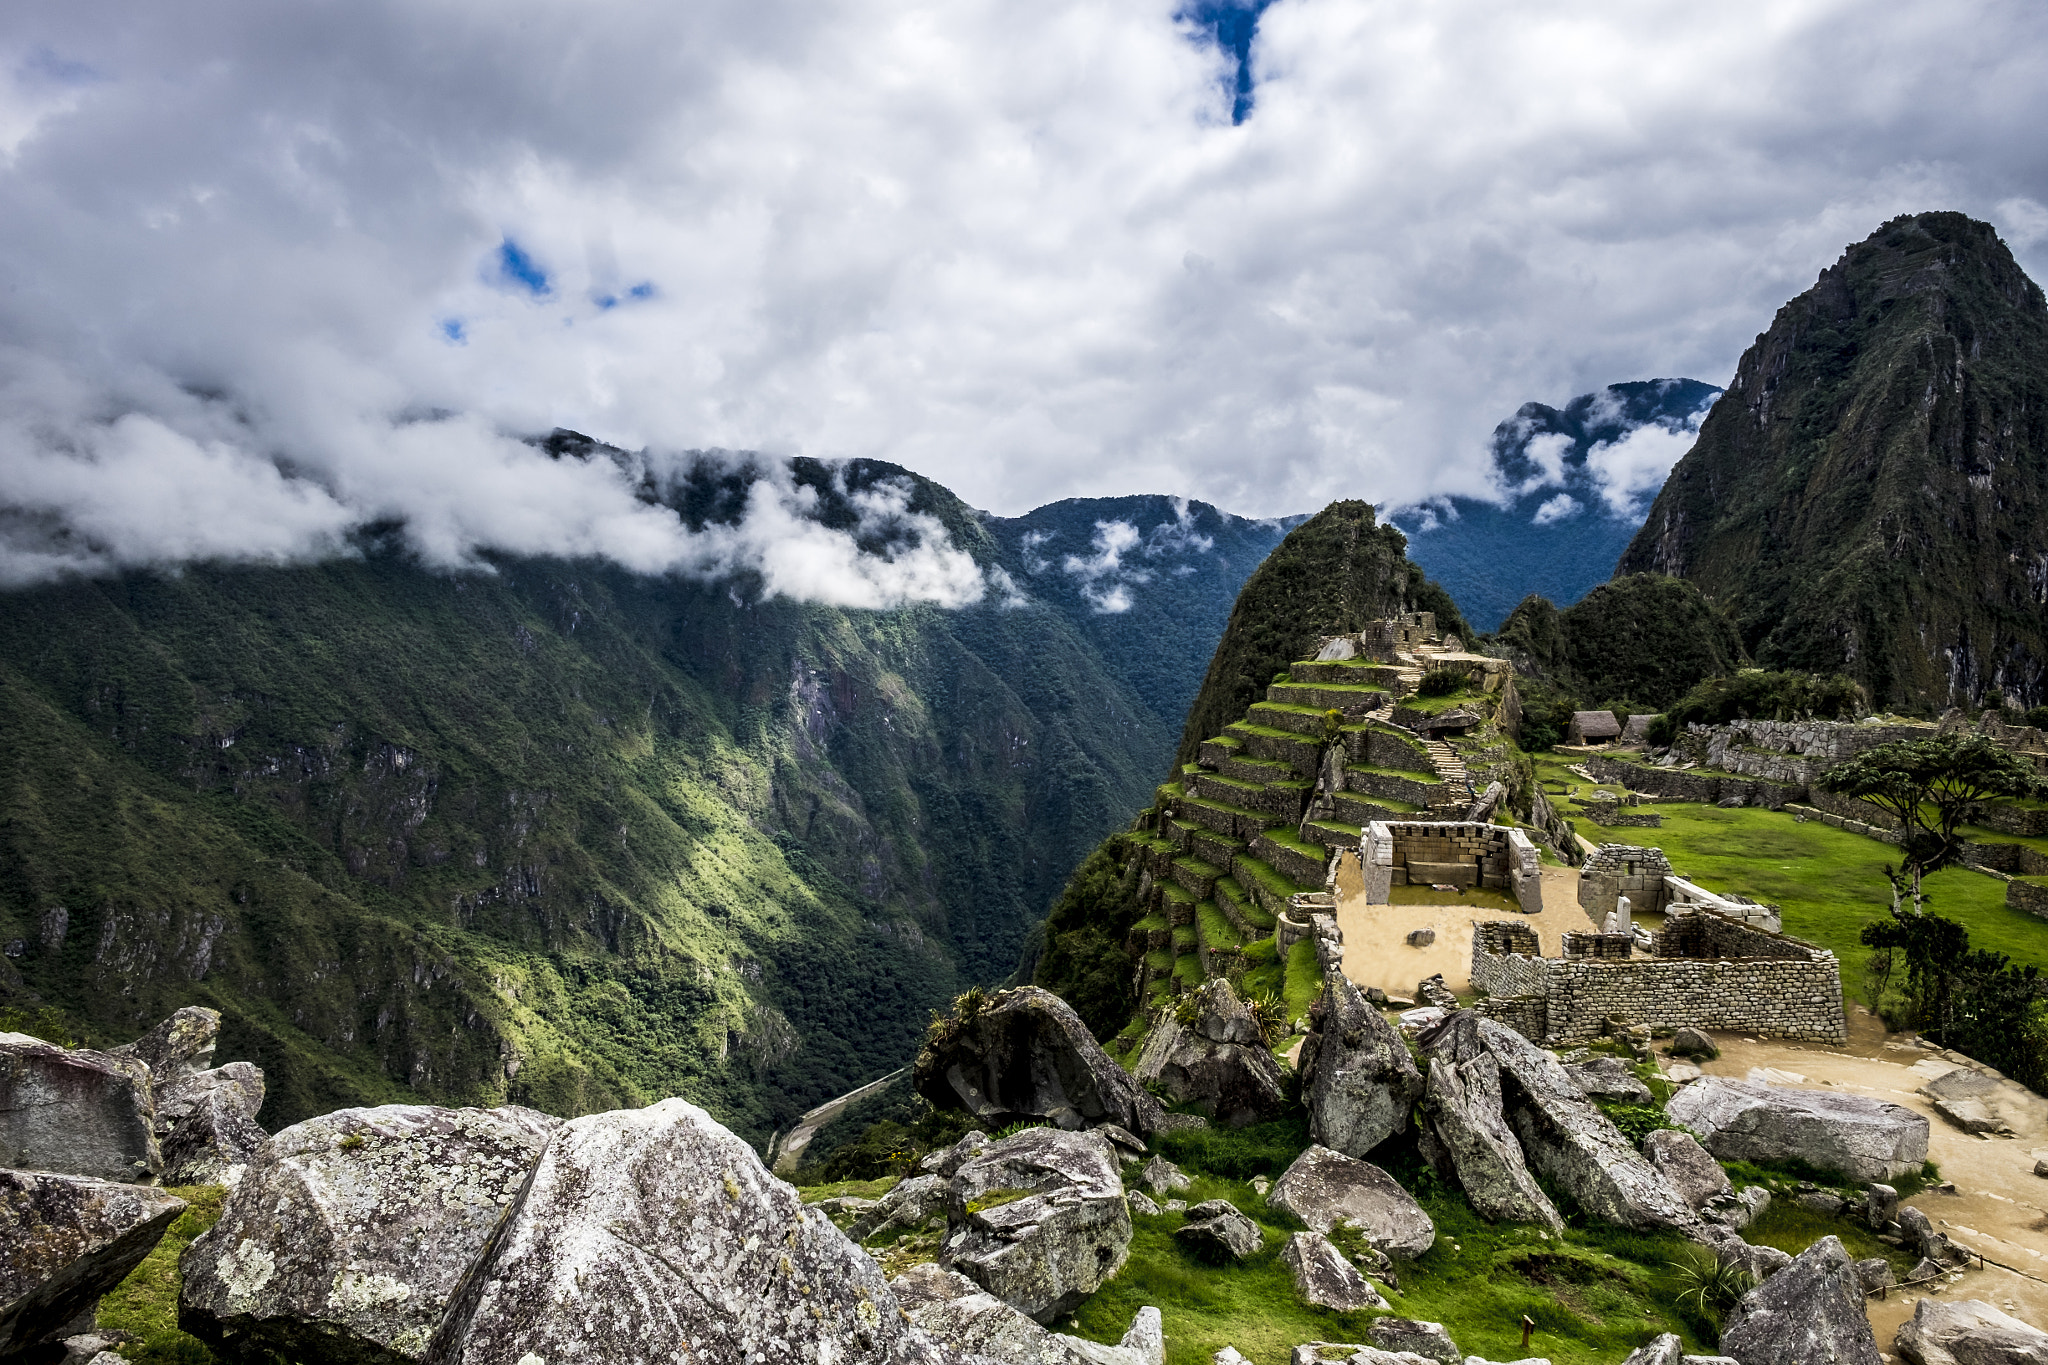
[{"xmin": 1334, "ymin": 863, "xmax": 1609, "ymax": 999}]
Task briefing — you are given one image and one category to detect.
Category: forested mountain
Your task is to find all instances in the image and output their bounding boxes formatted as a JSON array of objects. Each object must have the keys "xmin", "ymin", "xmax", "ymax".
[
  {"xmin": 1620, "ymin": 212, "xmax": 2048, "ymax": 711},
  {"xmin": 0, "ymin": 450, "xmax": 1281, "ymax": 1145}
]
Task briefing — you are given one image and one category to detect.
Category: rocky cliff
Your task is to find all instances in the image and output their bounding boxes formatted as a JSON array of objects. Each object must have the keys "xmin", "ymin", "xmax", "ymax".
[{"xmin": 1619, "ymin": 212, "xmax": 2048, "ymax": 711}]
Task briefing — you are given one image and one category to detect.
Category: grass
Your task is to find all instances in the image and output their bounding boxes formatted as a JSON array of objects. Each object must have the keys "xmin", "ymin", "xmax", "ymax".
[
  {"xmin": 97, "ymin": 1185, "xmax": 228, "ymax": 1365},
  {"xmin": 1282, "ymin": 936, "xmax": 1321, "ymax": 1023},
  {"xmin": 1198, "ymin": 900, "xmax": 1245, "ymax": 951},
  {"xmin": 798, "ymin": 1175, "xmax": 898, "ymax": 1201}
]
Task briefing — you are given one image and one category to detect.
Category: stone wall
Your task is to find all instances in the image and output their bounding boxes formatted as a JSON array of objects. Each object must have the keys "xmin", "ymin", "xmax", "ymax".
[
  {"xmin": 1472, "ymin": 994, "xmax": 1548, "ymax": 1041},
  {"xmin": 1561, "ymin": 933, "xmax": 1633, "ymax": 960},
  {"xmin": 1577, "ymin": 844, "xmax": 1674, "ymax": 919},
  {"xmin": 1359, "ymin": 821, "xmax": 1541, "ymax": 912},
  {"xmin": 1582, "ymin": 755, "xmax": 1801, "ymax": 809},
  {"xmin": 2009, "ymin": 878, "xmax": 2048, "ymax": 922}
]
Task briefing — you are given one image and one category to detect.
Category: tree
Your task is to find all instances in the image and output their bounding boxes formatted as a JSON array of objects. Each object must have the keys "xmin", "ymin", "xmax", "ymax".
[{"xmin": 1818, "ymin": 732, "xmax": 2044, "ymax": 910}]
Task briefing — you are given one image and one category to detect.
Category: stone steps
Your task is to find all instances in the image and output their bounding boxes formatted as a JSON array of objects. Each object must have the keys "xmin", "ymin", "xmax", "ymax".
[
  {"xmin": 1423, "ymin": 739, "xmax": 1475, "ymax": 800},
  {"xmin": 1169, "ymin": 855, "xmax": 1224, "ymax": 901},
  {"xmin": 1224, "ymin": 722, "xmax": 1323, "ymax": 776}
]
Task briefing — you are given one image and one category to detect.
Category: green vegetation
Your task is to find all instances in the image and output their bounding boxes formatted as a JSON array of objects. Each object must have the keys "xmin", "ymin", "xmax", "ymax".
[
  {"xmin": 1495, "ymin": 576, "xmax": 1745, "ymax": 712},
  {"xmin": 1818, "ymin": 732, "xmax": 2046, "ymax": 901},
  {"xmin": 1646, "ymin": 670, "xmax": 1866, "ymax": 746},
  {"xmin": 1034, "ymin": 836, "xmax": 1147, "ymax": 1040},
  {"xmin": 1415, "ymin": 666, "xmax": 1470, "ymax": 698},
  {"xmin": 97, "ymin": 1185, "xmax": 228, "ymax": 1365},
  {"xmin": 1281, "ymin": 936, "xmax": 1321, "ymax": 1023}
]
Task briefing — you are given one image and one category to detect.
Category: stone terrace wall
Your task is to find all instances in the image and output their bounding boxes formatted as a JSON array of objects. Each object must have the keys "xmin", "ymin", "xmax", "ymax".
[
  {"xmin": 1578, "ymin": 844, "xmax": 1673, "ymax": 919},
  {"xmin": 1583, "ymin": 755, "xmax": 1802, "ymax": 809},
  {"xmin": 1652, "ymin": 904, "xmax": 1814, "ymax": 961},
  {"xmin": 2010, "ymin": 879, "xmax": 2048, "ymax": 921},
  {"xmin": 1361, "ymin": 822, "xmax": 1541, "ymax": 911}
]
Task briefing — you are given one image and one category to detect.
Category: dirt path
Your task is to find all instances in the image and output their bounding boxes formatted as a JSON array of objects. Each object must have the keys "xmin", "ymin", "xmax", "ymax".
[
  {"xmin": 1334, "ymin": 864, "xmax": 1607, "ymax": 998},
  {"xmin": 1685, "ymin": 1011, "xmax": 2048, "ymax": 1337},
  {"xmin": 769, "ymin": 1067, "xmax": 905, "ymax": 1176}
]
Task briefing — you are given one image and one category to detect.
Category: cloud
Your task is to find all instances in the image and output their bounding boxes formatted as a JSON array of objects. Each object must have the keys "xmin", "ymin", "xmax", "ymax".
[
  {"xmin": 1584, "ymin": 422, "xmax": 1705, "ymax": 519},
  {"xmin": 0, "ymin": 0, "xmax": 2044, "ymax": 590},
  {"xmin": 1531, "ymin": 492, "xmax": 1580, "ymax": 525},
  {"xmin": 1062, "ymin": 519, "xmax": 1149, "ymax": 612}
]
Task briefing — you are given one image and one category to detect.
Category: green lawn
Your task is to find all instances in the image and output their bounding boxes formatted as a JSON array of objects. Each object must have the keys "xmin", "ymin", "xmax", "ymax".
[{"xmin": 1281, "ymin": 935, "xmax": 1321, "ymax": 1024}]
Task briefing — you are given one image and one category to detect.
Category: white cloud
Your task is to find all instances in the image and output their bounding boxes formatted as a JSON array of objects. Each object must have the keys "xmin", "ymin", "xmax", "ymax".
[
  {"xmin": 0, "ymin": 0, "xmax": 2044, "ymax": 590},
  {"xmin": 1062, "ymin": 519, "xmax": 1149, "ymax": 612},
  {"xmin": 1531, "ymin": 492, "xmax": 1581, "ymax": 525},
  {"xmin": 1584, "ymin": 422, "xmax": 1705, "ymax": 518}
]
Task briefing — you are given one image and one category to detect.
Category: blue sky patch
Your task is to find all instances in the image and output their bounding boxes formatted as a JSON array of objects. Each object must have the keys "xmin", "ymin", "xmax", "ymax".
[
  {"xmin": 593, "ymin": 281, "xmax": 657, "ymax": 310},
  {"xmin": 439, "ymin": 318, "xmax": 466, "ymax": 343},
  {"xmin": 1178, "ymin": 0, "xmax": 1275, "ymax": 123},
  {"xmin": 494, "ymin": 238, "xmax": 551, "ymax": 296}
]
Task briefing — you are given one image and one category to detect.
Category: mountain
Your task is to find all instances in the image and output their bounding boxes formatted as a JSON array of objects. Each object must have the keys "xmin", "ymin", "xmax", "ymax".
[
  {"xmin": 1494, "ymin": 574, "xmax": 1748, "ymax": 719},
  {"xmin": 0, "ymin": 449, "xmax": 1280, "ymax": 1144},
  {"xmin": 1391, "ymin": 379, "xmax": 1722, "ymax": 632},
  {"xmin": 1620, "ymin": 212, "xmax": 2048, "ymax": 711}
]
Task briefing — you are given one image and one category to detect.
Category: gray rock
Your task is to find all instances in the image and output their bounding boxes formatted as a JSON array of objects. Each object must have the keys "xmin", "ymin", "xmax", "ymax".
[
  {"xmin": 906, "ymin": 1268, "xmax": 1165, "ymax": 1365},
  {"xmin": 1300, "ymin": 969, "xmax": 1424, "ymax": 1159},
  {"xmin": 1139, "ymin": 1155, "xmax": 1191, "ymax": 1195},
  {"xmin": 1894, "ymin": 1297, "xmax": 2048, "ymax": 1364},
  {"xmin": 1407, "ymin": 929, "xmax": 1436, "ymax": 948},
  {"xmin": 1893, "ymin": 1206, "xmax": 1967, "ymax": 1268},
  {"xmin": 1096, "ymin": 1124, "xmax": 1147, "ymax": 1158},
  {"xmin": 810, "ymin": 1195, "xmax": 880, "ymax": 1222},
  {"xmin": 1268, "ymin": 1145, "xmax": 1433, "ymax": 1258},
  {"xmin": 1134, "ymin": 981, "xmax": 1287, "ymax": 1128},
  {"xmin": 1680, "ymin": 1358, "xmax": 1741, "ymax": 1365},
  {"xmin": 1128, "ymin": 1190, "xmax": 1161, "ymax": 1217},
  {"xmin": 1715, "ymin": 1235, "xmax": 1793, "ymax": 1281},
  {"xmin": 109, "ymin": 1006, "xmax": 220, "ymax": 1078},
  {"xmin": 0, "ymin": 1033, "xmax": 159, "ymax": 1182},
  {"xmin": 0, "ymin": 1171, "xmax": 186, "ymax": 1358},
  {"xmin": 1853, "ymin": 1257, "xmax": 1895, "ymax": 1294},
  {"xmin": 1281, "ymin": 1231, "xmax": 1389, "ymax": 1312},
  {"xmin": 915, "ymin": 985, "xmax": 1166, "ymax": 1136},
  {"xmin": 1798, "ymin": 1190, "xmax": 1848, "ymax": 1216},
  {"xmin": 1919, "ymin": 1067, "xmax": 2000, "ymax": 1102},
  {"xmin": 1365, "ymin": 1318, "xmax": 1460, "ymax": 1365},
  {"xmin": 1422, "ymin": 1012, "xmax": 1699, "ymax": 1235},
  {"xmin": 1620, "ymin": 1338, "xmax": 1682, "ymax": 1365},
  {"xmin": 919, "ymin": 1130, "xmax": 991, "ymax": 1178},
  {"xmin": 1863, "ymin": 1182, "xmax": 1899, "ymax": 1229},
  {"xmin": 1909, "ymin": 1256, "xmax": 1949, "ymax": 1283},
  {"xmin": 157, "ymin": 1062, "xmax": 267, "ymax": 1186},
  {"xmin": 941, "ymin": 1125, "xmax": 1133, "ymax": 1323},
  {"xmin": 850, "ymin": 1173, "xmax": 951, "ymax": 1242},
  {"xmin": 183, "ymin": 1103, "xmax": 560, "ymax": 1363},
  {"xmin": 1701, "ymin": 1184, "xmax": 1769, "ymax": 1232},
  {"xmin": 1417, "ymin": 1056, "xmax": 1561, "ymax": 1230},
  {"xmin": 427, "ymin": 1097, "xmax": 947, "ymax": 1365},
  {"xmin": 1215, "ymin": 1350, "xmax": 1250, "ymax": 1365},
  {"xmin": 1641, "ymin": 1129, "xmax": 1730, "ymax": 1209},
  {"xmin": 1719, "ymin": 1234, "xmax": 1881, "ymax": 1365},
  {"xmin": 1933, "ymin": 1097, "xmax": 2010, "ymax": 1135},
  {"xmin": 1176, "ymin": 1200, "xmax": 1263, "ymax": 1261},
  {"xmin": 1290, "ymin": 1347, "xmax": 1437, "ymax": 1365},
  {"xmin": 1416, "ymin": 976, "xmax": 1459, "ymax": 1012},
  {"xmin": 1563, "ymin": 1056, "xmax": 1653, "ymax": 1105},
  {"xmin": 1668, "ymin": 1028, "xmax": 1718, "ymax": 1060},
  {"xmin": 1665, "ymin": 1077, "xmax": 1929, "ymax": 1183}
]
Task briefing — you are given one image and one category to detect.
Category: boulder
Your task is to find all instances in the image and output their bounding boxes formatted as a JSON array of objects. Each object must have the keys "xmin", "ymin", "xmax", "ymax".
[
  {"xmin": 1665, "ymin": 1077, "xmax": 1928, "ymax": 1183},
  {"xmin": 941, "ymin": 1126, "xmax": 1133, "ymax": 1323},
  {"xmin": 918, "ymin": 1130, "xmax": 991, "ymax": 1178},
  {"xmin": 0, "ymin": 1033, "xmax": 159, "ymax": 1182},
  {"xmin": 1139, "ymin": 1155, "xmax": 1190, "ymax": 1196},
  {"xmin": 1701, "ymin": 1184, "xmax": 1769, "ymax": 1232},
  {"xmin": 1133, "ymin": 981, "xmax": 1287, "ymax": 1128},
  {"xmin": 1933, "ymin": 1097, "xmax": 2010, "ymax": 1135},
  {"xmin": 1919, "ymin": 1067, "xmax": 1999, "ymax": 1103},
  {"xmin": 1363, "ymin": 1318, "xmax": 1460, "ymax": 1365},
  {"xmin": 1641, "ymin": 1130, "xmax": 1730, "ymax": 1210},
  {"xmin": 897, "ymin": 1265, "xmax": 1164, "ymax": 1365},
  {"xmin": 1406, "ymin": 929, "xmax": 1436, "ymax": 948},
  {"xmin": 1267, "ymin": 1145, "xmax": 1434, "ymax": 1258},
  {"xmin": 1280, "ymin": 1231, "xmax": 1389, "ymax": 1312},
  {"xmin": 1422, "ymin": 1012, "xmax": 1698, "ymax": 1235},
  {"xmin": 1620, "ymin": 1338, "xmax": 1681, "ymax": 1365},
  {"xmin": 110, "ymin": 1006, "xmax": 220, "ymax": 1077},
  {"xmin": 1798, "ymin": 1190, "xmax": 1848, "ymax": 1216},
  {"xmin": 0, "ymin": 1171, "xmax": 187, "ymax": 1358},
  {"xmin": 1894, "ymin": 1206, "xmax": 1967, "ymax": 1266},
  {"xmin": 157, "ymin": 1063, "xmax": 267, "ymax": 1186},
  {"xmin": 1562, "ymin": 1056, "xmax": 1652, "ymax": 1105},
  {"xmin": 1853, "ymin": 1258, "xmax": 1895, "ymax": 1294},
  {"xmin": 1289, "ymin": 1347, "xmax": 1437, "ymax": 1365},
  {"xmin": 182, "ymin": 1103, "xmax": 560, "ymax": 1363},
  {"xmin": 1894, "ymin": 1297, "xmax": 2048, "ymax": 1365},
  {"xmin": 427, "ymin": 1097, "xmax": 949, "ymax": 1365},
  {"xmin": 1713, "ymin": 1234, "xmax": 1793, "ymax": 1281},
  {"xmin": 1862, "ymin": 1183, "xmax": 1899, "ymax": 1229},
  {"xmin": 1417, "ymin": 1056, "xmax": 1561, "ymax": 1230},
  {"xmin": 1300, "ymin": 969, "xmax": 1424, "ymax": 1159},
  {"xmin": 1128, "ymin": 1191, "xmax": 1161, "ymax": 1217},
  {"xmin": 1174, "ymin": 1200, "xmax": 1262, "ymax": 1261},
  {"xmin": 915, "ymin": 986, "xmax": 1165, "ymax": 1136},
  {"xmin": 849, "ymin": 1173, "xmax": 949, "ymax": 1242},
  {"xmin": 1668, "ymin": 1028, "xmax": 1718, "ymax": 1060},
  {"xmin": 1718, "ymin": 1235, "xmax": 1881, "ymax": 1365}
]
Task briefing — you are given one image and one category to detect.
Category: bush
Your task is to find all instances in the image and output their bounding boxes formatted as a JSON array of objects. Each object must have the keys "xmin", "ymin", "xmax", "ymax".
[
  {"xmin": 1646, "ymin": 671, "xmax": 1866, "ymax": 746},
  {"xmin": 1416, "ymin": 667, "xmax": 1471, "ymax": 697}
]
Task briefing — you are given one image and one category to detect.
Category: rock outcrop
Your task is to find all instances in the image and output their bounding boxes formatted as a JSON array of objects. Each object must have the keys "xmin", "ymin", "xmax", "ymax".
[
  {"xmin": 1174, "ymin": 1200, "xmax": 1262, "ymax": 1261},
  {"xmin": 1422, "ymin": 1012, "xmax": 1698, "ymax": 1235},
  {"xmin": 0, "ymin": 1033, "xmax": 159, "ymax": 1182},
  {"xmin": 1289, "ymin": 1346, "xmax": 1438, "ymax": 1365},
  {"xmin": 116, "ymin": 1007, "xmax": 269, "ymax": 1187},
  {"xmin": 916, "ymin": 987, "xmax": 1165, "ymax": 1135},
  {"xmin": 1562, "ymin": 1056, "xmax": 1653, "ymax": 1105},
  {"xmin": 941, "ymin": 1126, "xmax": 1133, "ymax": 1323},
  {"xmin": 1718, "ymin": 1235, "xmax": 1881, "ymax": 1365},
  {"xmin": 1417, "ymin": 1055, "xmax": 1562, "ymax": 1230},
  {"xmin": 1267, "ymin": 1145, "xmax": 1434, "ymax": 1258},
  {"xmin": 181, "ymin": 1103, "xmax": 560, "ymax": 1363},
  {"xmin": 1363, "ymin": 1318, "xmax": 1461, "ymax": 1365},
  {"xmin": 1133, "ymin": 980, "xmax": 1286, "ymax": 1128},
  {"xmin": 849, "ymin": 1174, "xmax": 950, "ymax": 1242},
  {"xmin": 894, "ymin": 1264, "xmax": 1164, "ymax": 1365},
  {"xmin": 1641, "ymin": 1129, "xmax": 1731, "ymax": 1210},
  {"xmin": 428, "ymin": 1097, "xmax": 951, "ymax": 1365},
  {"xmin": 1299, "ymin": 969, "xmax": 1424, "ymax": 1159},
  {"xmin": 1894, "ymin": 1297, "xmax": 2048, "ymax": 1365},
  {"xmin": 1280, "ymin": 1231, "xmax": 1389, "ymax": 1312},
  {"xmin": 1666, "ymin": 1077, "xmax": 1929, "ymax": 1183},
  {"xmin": 0, "ymin": 1171, "xmax": 187, "ymax": 1358}
]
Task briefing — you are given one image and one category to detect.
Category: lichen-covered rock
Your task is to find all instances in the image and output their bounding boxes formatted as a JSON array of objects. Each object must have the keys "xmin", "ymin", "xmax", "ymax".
[
  {"xmin": 897, "ymin": 1264, "xmax": 1164, "ymax": 1365},
  {"xmin": 158, "ymin": 1063, "xmax": 267, "ymax": 1186},
  {"xmin": 110, "ymin": 1006, "xmax": 220, "ymax": 1078},
  {"xmin": 1280, "ymin": 1232, "xmax": 1388, "ymax": 1312},
  {"xmin": 920, "ymin": 1131, "xmax": 992, "ymax": 1179},
  {"xmin": 1620, "ymin": 1336, "xmax": 1682, "ymax": 1365},
  {"xmin": 941, "ymin": 1126, "xmax": 1133, "ymax": 1324},
  {"xmin": 1562, "ymin": 1056, "xmax": 1652, "ymax": 1105},
  {"xmin": 849, "ymin": 1174, "xmax": 950, "ymax": 1242},
  {"xmin": 1417, "ymin": 1055, "xmax": 1561, "ymax": 1230},
  {"xmin": 1665, "ymin": 1077, "xmax": 1929, "ymax": 1183},
  {"xmin": 1139, "ymin": 1155, "xmax": 1190, "ymax": 1196},
  {"xmin": 1711, "ymin": 1233, "xmax": 1793, "ymax": 1281},
  {"xmin": 1853, "ymin": 1258, "xmax": 1895, "ymax": 1294},
  {"xmin": 1267, "ymin": 1145, "xmax": 1433, "ymax": 1258},
  {"xmin": 1289, "ymin": 1347, "xmax": 1436, "ymax": 1365},
  {"xmin": 1133, "ymin": 982, "xmax": 1287, "ymax": 1128},
  {"xmin": 1423, "ymin": 1013, "xmax": 1698, "ymax": 1236},
  {"xmin": 1300, "ymin": 969, "xmax": 1424, "ymax": 1159},
  {"xmin": 915, "ymin": 987, "xmax": 1166, "ymax": 1136},
  {"xmin": 1894, "ymin": 1296, "xmax": 2048, "ymax": 1364},
  {"xmin": 1174, "ymin": 1201, "xmax": 1262, "ymax": 1261},
  {"xmin": 428, "ymin": 1097, "xmax": 949, "ymax": 1365},
  {"xmin": 1363, "ymin": 1318, "xmax": 1460, "ymax": 1365},
  {"xmin": 1719, "ymin": 1235, "xmax": 1880, "ymax": 1365},
  {"xmin": 0, "ymin": 1172, "xmax": 185, "ymax": 1357},
  {"xmin": 181, "ymin": 1103, "xmax": 559, "ymax": 1363},
  {"xmin": 1641, "ymin": 1130, "xmax": 1731, "ymax": 1210},
  {"xmin": 0, "ymin": 1033, "xmax": 159, "ymax": 1182}
]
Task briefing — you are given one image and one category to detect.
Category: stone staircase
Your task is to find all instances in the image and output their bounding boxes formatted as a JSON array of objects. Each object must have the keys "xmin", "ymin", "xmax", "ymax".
[{"xmin": 1423, "ymin": 738, "xmax": 1475, "ymax": 804}]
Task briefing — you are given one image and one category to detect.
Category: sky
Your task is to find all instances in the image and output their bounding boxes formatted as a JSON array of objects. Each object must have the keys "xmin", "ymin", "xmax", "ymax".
[{"xmin": 1, "ymin": 0, "xmax": 2045, "ymax": 599}]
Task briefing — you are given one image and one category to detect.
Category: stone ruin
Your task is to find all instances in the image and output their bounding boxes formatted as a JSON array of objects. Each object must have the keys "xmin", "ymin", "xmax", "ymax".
[{"xmin": 1355, "ymin": 820, "xmax": 1542, "ymax": 914}]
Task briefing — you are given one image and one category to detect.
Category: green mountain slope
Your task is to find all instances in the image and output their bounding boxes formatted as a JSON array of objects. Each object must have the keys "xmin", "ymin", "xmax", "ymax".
[
  {"xmin": 1618, "ymin": 212, "xmax": 2048, "ymax": 710},
  {"xmin": 0, "ymin": 455, "xmax": 1199, "ymax": 1143},
  {"xmin": 1493, "ymin": 574, "xmax": 1747, "ymax": 711}
]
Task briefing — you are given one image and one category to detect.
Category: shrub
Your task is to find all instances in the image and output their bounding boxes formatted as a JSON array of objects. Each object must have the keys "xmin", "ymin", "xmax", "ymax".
[
  {"xmin": 1646, "ymin": 670, "xmax": 1866, "ymax": 746},
  {"xmin": 1416, "ymin": 667, "xmax": 1470, "ymax": 697}
]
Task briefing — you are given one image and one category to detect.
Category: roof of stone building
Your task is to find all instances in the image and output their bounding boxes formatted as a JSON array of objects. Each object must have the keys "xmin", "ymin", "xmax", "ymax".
[
  {"xmin": 1570, "ymin": 710, "xmax": 1622, "ymax": 739},
  {"xmin": 1619, "ymin": 713, "xmax": 1657, "ymax": 744}
]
